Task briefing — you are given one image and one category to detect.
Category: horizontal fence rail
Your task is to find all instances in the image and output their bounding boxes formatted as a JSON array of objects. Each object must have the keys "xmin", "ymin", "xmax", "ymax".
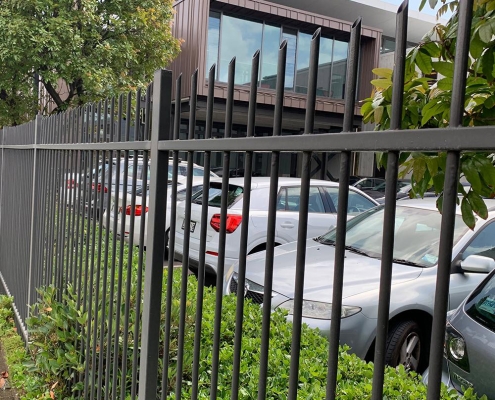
[{"xmin": 0, "ymin": 0, "xmax": 493, "ymax": 399}]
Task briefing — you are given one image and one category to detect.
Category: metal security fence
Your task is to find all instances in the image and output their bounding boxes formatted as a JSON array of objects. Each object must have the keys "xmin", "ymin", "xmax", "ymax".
[{"xmin": 0, "ymin": 0, "xmax": 492, "ymax": 399}]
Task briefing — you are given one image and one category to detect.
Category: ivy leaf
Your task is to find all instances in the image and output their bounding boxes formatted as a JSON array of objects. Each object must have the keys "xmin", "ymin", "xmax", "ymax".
[
  {"xmin": 479, "ymin": 20, "xmax": 494, "ymax": 43},
  {"xmin": 374, "ymin": 106, "xmax": 384, "ymax": 122},
  {"xmin": 482, "ymin": 48, "xmax": 494, "ymax": 81},
  {"xmin": 432, "ymin": 61, "xmax": 455, "ymax": 78},
  {"xmin": 461, "ymin": 197, "xmax": 476, "ymax": 230}
]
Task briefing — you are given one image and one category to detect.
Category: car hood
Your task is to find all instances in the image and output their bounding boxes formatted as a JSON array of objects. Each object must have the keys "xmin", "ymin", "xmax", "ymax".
[{"xmin": 242, "ymin": 239, "xmax": 422, "ymax": 302}]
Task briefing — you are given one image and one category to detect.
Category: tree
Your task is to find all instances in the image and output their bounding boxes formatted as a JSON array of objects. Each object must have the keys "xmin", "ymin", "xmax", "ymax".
[
  {"xmin": 361, "ymin": 0, "xmax": 495, "ymax": 228},
  {"xmin": 0, "ymin": 0, "xmax": 181, "ymax": 127}
]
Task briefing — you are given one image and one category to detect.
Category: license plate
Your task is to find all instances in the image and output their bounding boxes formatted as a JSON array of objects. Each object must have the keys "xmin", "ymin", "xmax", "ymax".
[{"xmin": 181, "ymin": 220, "xmax": 196, "ymax": 233}]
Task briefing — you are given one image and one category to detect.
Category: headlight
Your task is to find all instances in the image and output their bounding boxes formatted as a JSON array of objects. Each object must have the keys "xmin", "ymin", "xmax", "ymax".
[
  {"xmin": 277, "ymin": 299, "xmax": 361, "ymax": 320},
  {"xmin": 444, "ymin": 322, "xmax": 470, "ymax": 372},
  {"xmin": 230, "ymin": 272, "xmax": 265, "ymax": 294}
]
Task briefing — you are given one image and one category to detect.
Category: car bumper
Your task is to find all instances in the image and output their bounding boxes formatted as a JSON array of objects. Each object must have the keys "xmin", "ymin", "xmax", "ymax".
[{"xmin": 422, "ymin": 357, "xmax": 455, "ymax": 391}]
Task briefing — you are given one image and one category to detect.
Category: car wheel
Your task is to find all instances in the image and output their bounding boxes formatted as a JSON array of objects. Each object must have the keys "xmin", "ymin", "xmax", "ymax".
[
  {"xmin": 385, "ymin": 320, "xmax": 422, "ymax": 372},
  {"xmin": 164, "ymin": 230, "xmax": 170, "ymax": 259}
]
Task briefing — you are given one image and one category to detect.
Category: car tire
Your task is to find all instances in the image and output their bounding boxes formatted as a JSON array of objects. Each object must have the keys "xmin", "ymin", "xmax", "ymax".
[{"xmin": 385, "ymin": 320, "xmax": 422, "ymax": 372}]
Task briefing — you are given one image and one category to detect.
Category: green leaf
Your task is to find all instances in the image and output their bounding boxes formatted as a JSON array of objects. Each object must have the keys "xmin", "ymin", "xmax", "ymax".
[
  {"xmin": 462, "ymin": 159, "xmax": 482, "ymax": 193},
  {"xmin": 371, "ymin": 79, "xmax": 393, "ymax": 90},
  {"xmin": 479, "ymin": 20, "xmax": 493, "ymax": 43},
  {"xmin": 420, "ymin": 41, "xmax": 441, "ymax": 58},
  {"xmin": 437, "ymin": 77, "xmax": 453, "ymax": 91},
  {"xmin": 374, "ymin": 105, "xmax": 384, "ymax": 122},
  {"xmin": 415, "ymin": 50, "xmax": 433, "ymax": 75},
  {"xmin": 372, "ymin": 68, "xmax": 393, "ymax": 79},
  {"xmin": 480, "ymin": 162, "xmax": 495, "ymax": 187},
  {"xmin": 482, "ymin": 47, "xmax": 495, "ymax": 81},
  {"xmin": 470, "ymin": 33, "xmax": 485, "ymax": 59},
  {"xmin": 468, "ymin": 191, "xmax": 488, "ymax": 219},
  {"xmin": 485, "ymin": 95, "xmax": 495, "ymax": 109},
  {"xmin": 432, "ymin": 61, "xmax": 455, "ymax": 78},
  {"xmin": 461, "ymin": 197, "xmax": 476, "ymax": 229}
]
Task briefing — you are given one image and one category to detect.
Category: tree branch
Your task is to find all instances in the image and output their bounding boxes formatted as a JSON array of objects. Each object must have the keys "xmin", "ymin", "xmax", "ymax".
[{"xmin": 42, "ymin": 80, "xmax": 64, "ymax": 109}]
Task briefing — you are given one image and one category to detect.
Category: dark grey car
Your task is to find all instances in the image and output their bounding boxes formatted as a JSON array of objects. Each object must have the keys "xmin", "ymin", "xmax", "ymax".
[{"xmin": 424, "ymin": 268, "xmax": 495, "ymax": 399}]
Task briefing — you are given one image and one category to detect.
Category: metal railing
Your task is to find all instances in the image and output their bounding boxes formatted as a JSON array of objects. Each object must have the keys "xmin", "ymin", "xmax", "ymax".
[{"xmin": 0, "ymin": 0, "xmax": 491, "ymax": 399}]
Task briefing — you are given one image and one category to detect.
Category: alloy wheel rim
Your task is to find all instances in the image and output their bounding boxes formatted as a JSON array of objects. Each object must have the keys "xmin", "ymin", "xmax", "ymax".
[{"xmin": 399, "ymin": 332, "xmax": 420, "ymax": 371}]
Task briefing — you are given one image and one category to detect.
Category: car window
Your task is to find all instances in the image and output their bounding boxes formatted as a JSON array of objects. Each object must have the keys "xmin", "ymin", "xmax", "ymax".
[
  {"xmin": 320, "ymin": 206, "xmax": 469, "ymax": 267},
  {"xmin": 192, "ymin": 182, "xmax": 243, "ymax": 208},
  {"xmin": 463, "ymin": 222, "xmax": 495, "ymax": 261},
  {"xmin": 324, "ymin": 187, "xmax": 376, "ymax": 215},
  {"xmin": 276, "ymin": 186, "xmax": 324, "ymax": 213},
  {"xmin": 465, "ymin": 271, "xmax": 495, "ymax": 333},
  {"xmin": 176, "ymin": 185, "xmax": 203, "ymax": 202}
]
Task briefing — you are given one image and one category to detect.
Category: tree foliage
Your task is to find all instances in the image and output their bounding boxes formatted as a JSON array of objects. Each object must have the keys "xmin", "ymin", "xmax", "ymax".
[
  {"xmin": 0, "ymin": 0, "xmax": 181, "ymax": 127},
  {"xmin": 362, "ymin": 0, "xmax": 495, "ymax": 228}
]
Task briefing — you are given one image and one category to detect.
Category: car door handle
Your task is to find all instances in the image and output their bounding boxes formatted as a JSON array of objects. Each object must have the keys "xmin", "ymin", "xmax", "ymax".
[{"xmin": 280, "ymin": 222, "xmax": 294, "ymax": 228}]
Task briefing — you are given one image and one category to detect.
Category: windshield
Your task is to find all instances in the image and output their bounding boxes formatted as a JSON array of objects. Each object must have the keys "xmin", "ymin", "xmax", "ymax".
[
  {"xmin": 192, "ymin": 182, "xmax": 243, "ymax": 208},
  {"xmin": 465, "ymin": 271, "xmax": 495, "ymax": 333},
  {"xmin": 319, "ymin": 206, "xmax": 469, "ymax": 267}
]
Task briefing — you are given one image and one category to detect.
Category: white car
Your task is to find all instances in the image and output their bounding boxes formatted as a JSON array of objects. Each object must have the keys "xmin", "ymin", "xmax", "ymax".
[
  {"xmin": 174, "ymin": 177, "xmax": 378, "ymax": 280},
  {"xmin": 103, "ymin": 160, "xmax": 218, "ymax": 248}
]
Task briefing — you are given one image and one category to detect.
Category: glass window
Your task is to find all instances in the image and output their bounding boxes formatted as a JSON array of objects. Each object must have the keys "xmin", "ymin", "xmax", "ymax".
[
  {"xmin": 463, "ymin": 223, "xmax": 495, "ymax": 261},
  {"xmin": 277, "ymin": 186, "xmax": 324, "ymax": 213},
  {"xmin": 324, "ymin": 187, "xmax": 376, "ymax": 216},
  {"xmin": 192, "ymin": 182, "xmax": 243, "ymax": 208},
  {"xmin": 294, "ymin": 32, "xmax": 312, "ymax": 94},
  {"xmin": 282, "ymin": 28, "xmax": 297, "ymax": 90},
  {"xmin": 176, "ymin": 185, "xmax": 203, "ymax": 202},
  {"xmin": 317, "ymin": 37, "xmax": 334, "ymax": 97},
  {"xmin": 219, "ymin": 15, "xmax": 263, "ymax": 85},
  {"xmin": 207, "ymin": 12, "xmax": 221, "ymax": 74},
  {"xmin": 465, "ymin": 271, "xmax": 495, "ymax": 333},
  {"xmin": 260, "ymin": 24, "xmax": 281, "ymax": 90},
  {"xmin": 319, "ymin": 206, "xmax": 469, "ymax": 267},
  {"xmin": 330, "ymin": 40, "xmax": 348, "ymax": 99}
]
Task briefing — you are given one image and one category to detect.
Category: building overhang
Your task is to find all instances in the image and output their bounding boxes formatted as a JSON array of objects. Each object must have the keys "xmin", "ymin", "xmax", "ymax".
[{"xmin": 267, "ymin": 0, "xmax": 447, "ymax": 43}]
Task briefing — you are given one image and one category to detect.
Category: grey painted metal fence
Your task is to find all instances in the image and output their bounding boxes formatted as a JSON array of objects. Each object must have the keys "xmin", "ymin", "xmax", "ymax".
[{"xmin": 0, "ymin": 0, "xmax": 490, "ymax": 399}]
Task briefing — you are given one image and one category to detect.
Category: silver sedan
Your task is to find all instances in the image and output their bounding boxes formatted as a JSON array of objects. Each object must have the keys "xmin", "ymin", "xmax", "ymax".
[{"xmin": 224, "ymin": 198, "xmax": 495, "ymax": 372}]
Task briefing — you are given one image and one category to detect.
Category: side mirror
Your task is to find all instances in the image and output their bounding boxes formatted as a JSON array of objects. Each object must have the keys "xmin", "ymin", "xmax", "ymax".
[{"xmin": 460, "ymin": 255, "xmax": 495, "ymax": 273}]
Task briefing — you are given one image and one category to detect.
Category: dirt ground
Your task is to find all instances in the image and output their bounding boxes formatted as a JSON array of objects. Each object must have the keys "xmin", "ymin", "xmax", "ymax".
[{"xmin": 0, "ymin": 342, "xmax": 17, "ymax": 400}]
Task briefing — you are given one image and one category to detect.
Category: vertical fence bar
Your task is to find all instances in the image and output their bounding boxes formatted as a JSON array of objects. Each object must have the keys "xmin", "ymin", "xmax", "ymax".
[
  {"xmin": 371, "ymin": 2, "xmax": 408, "ymax": 398},
  {"xmin": 112, "ymin": 93, "xmax": 132, "ymax": 398},
  {"xmin": 257, "ymin": 41, "xmax": 287, "ymax": 400},
  {"xmin": 105, "ymin": 95, "xmax": 123, "ymax": 400},
  {"xmin": 132, "ymin": 88, "xmax": 150, "ymax": 400},
  {"xmin": 175, "ymin": 70, "xmax": 198, "ymax": 398},
  {"xmin": 191, "ymin": 65, "xmax": 214, "ymax": 399},
  {"xmin": 97, "ymin": 98, "xmax": 113, "ymax": 400},
  {"xmin": 427, "ymin": 0, "xmax": 473, "ymax": 398},
  {"xmin": 161, "ymin": 74, "xmax": 181, "ymax": 399},
  {"xmin": 231, "ymin": 51, "xmax": 259, "ymax": 400},
  {"xmin": 27, "ymin": 115, "xmax": 41, "ymax": 309},
  {"xmin": 287, "ymin": 29, "xmax": 320, "ymax": 400},
  {"xmin": 326, "ymin": 18, "xmax": 361, "ymax": 400},
  {"xmin": 121, "ymin": 89, "xmax": 142, "ymax": 400},
  {"xmin": 209, "ymin": 58, "xmax": 235, "ymax": 400},
  {"xmin": 138, "ymin": 69, "xmax": 172, "ymax": 400}
]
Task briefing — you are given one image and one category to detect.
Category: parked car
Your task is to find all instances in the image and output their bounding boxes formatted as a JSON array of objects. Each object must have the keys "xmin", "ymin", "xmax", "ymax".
[
  {"xmin": 174, "ymin": 177, "xmax": 378, "ymax": 279},
  {"xmin": 224, "ymin": 197, "xmax": 495, "ymax": 372},
  {"xmin": 353, "ymin": 177, "xmax": 386, "ymax": 191},
  {"xmin": 103, "ymin": 161, "xmax": 218, "ymax": 247},
  {"xmin": 375, "ymin": 183, "xmax": 437, "ymax": 204},
  {"xmin": 422, "ymin": 268, "xmax": 495, "ymax": 398}
]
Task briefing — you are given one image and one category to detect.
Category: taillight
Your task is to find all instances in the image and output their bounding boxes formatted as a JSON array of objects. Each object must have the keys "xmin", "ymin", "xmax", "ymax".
[
  {"xmin": 125, "ymin": 205, "xmax": 148, "ymax": 216},
  {"xmin": 67, "ymin": 179, "xmax": 77, "ymax": 189},
  {"xmin": 92, "ymin": 183, "xmax": 108, "ymax": 193},
  {"xmin": 210, "ymin": 214, "xmax": 242, "ymax": 233},
  {"xmin": 445, "ymin": 322, "xmax": 470, "ymax": 372}
]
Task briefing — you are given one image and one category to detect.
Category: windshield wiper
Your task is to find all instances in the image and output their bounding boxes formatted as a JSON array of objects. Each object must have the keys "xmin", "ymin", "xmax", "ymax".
[
  {"xmin": 392, "ymin": 258, "xmax": 423, "ymax": 267},
  {"xmin": 345, "ymin": 245, "xmax": 379, "ymax": 258},
  {"xmin": 314, "ymin": 236, "xmax": 334, "ymax": 245}
]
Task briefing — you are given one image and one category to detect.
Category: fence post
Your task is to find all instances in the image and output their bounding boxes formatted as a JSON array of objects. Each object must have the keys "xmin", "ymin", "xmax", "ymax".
[
  {"xmin": 138, "ymin": 69, "xmax": 172, "ymax": 399},
  {"xmin": 27, "ymin": 115, "xmax": 41, "ymax": 312}
]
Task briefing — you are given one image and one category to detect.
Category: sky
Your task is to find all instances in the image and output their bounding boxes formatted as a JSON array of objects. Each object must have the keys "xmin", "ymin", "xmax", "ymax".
[{"xmin": 380, "ymin": 0, "xmax": 453, "ymax": 18}]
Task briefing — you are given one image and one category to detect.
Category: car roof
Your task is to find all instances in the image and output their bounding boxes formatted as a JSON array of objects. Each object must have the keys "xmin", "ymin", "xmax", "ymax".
[{"xmin": 209, "ymin": 176, "xmax": 342, "ymax": 189}]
